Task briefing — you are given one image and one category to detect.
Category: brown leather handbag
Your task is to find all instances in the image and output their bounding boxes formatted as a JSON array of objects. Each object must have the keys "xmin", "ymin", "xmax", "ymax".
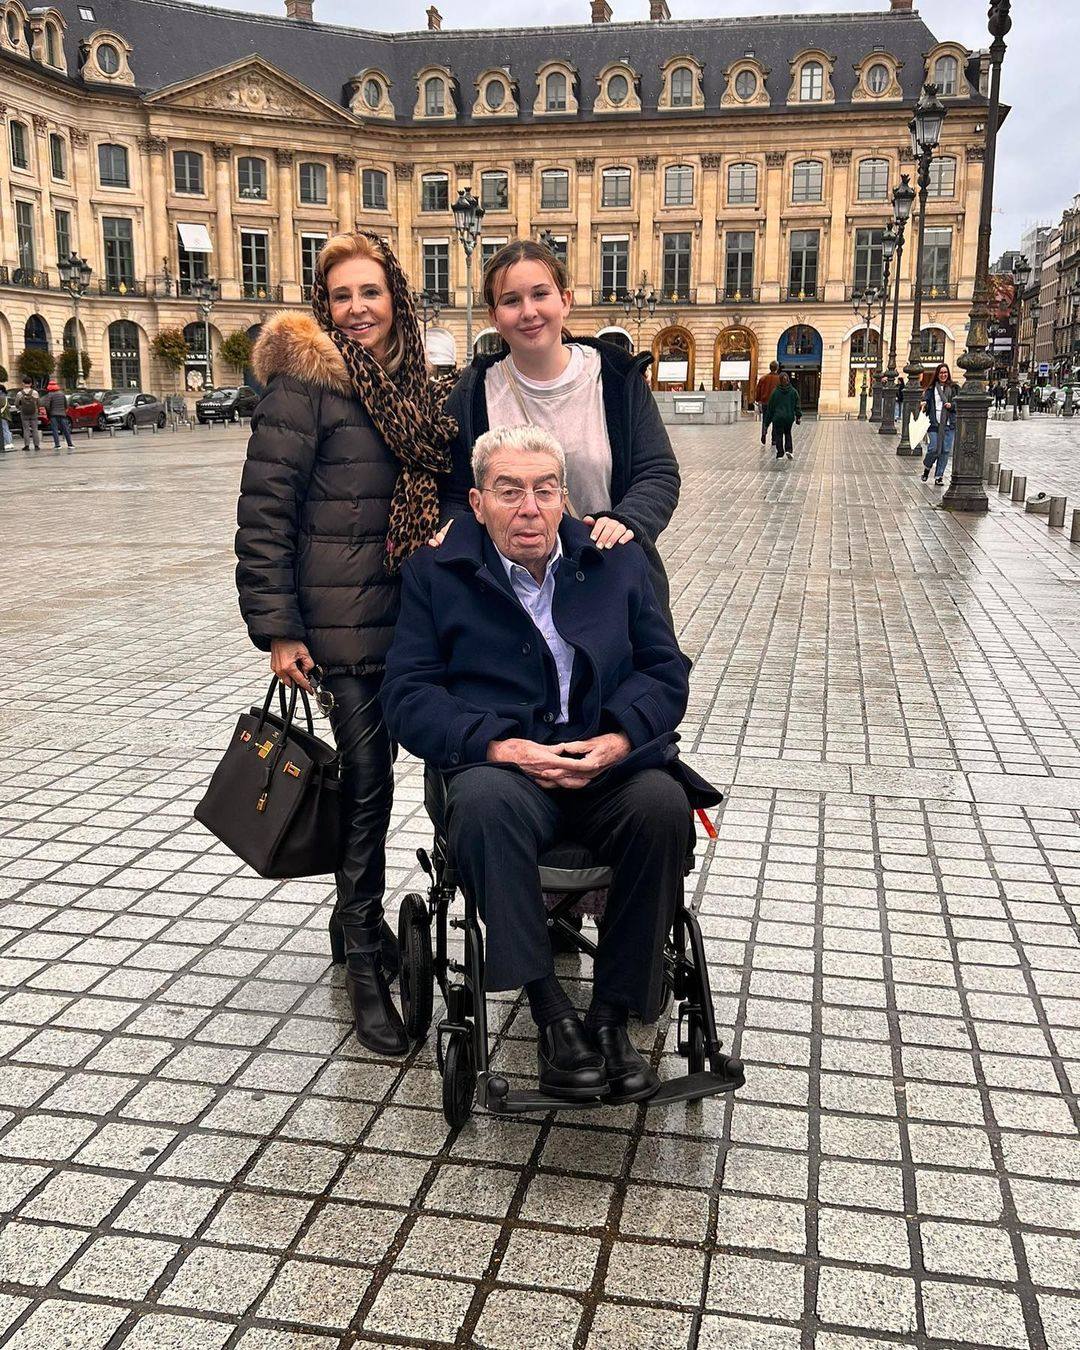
[{"xmin": 194, "ymin": 679, "xmax": 342, "ymax": 878}]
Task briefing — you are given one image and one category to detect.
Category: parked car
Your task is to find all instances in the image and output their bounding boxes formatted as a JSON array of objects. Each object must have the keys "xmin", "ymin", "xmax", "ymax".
[
  {"xmin": 102, "ymin": 391, "xmax": 167, "ymax": 430},
  {"xmin": 39, "ymin": 391, "xmax": 109, "ymax": 433},
  {"xmin": 195, "ymin": 386, "xmax": 259, "ymax": 424}
]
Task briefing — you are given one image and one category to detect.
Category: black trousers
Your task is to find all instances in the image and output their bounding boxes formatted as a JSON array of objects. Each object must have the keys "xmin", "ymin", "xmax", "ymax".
[
  {"xmin": 445, "ymin": 765, "xmax": 691, "ymax": 1023},
  {"xmin": 772, "ymin": 423, "xmax": 793, "ymax": 456},
  {"xmin": 324, "ymin": 674, "xmax": 394, "ymax": 958}
]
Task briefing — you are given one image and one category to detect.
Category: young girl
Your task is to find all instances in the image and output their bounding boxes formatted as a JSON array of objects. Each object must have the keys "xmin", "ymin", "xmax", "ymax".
[{"xmin": 441, "ymin": 240, "xmax": 681, "ymax": 614}]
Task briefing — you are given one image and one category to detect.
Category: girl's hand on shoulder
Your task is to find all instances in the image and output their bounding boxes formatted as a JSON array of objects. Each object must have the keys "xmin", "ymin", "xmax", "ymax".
[
  {"xmin": 583, "ymin": 514, "xmax": 634, "ymax": 549},
  {"xmin": 427, "ymin": 520, "xmax": 454, "ymax": 548}
]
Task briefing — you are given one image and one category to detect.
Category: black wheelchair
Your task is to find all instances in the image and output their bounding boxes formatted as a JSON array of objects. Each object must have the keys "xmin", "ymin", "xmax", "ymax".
[{"xmin": 395, "ymin": 768, "xmax": 744, "ymax": 1127}]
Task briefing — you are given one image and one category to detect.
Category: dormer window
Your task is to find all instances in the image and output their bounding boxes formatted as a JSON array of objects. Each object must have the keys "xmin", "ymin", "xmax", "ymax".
[
  {"xmin": 545, "ymin": 71, "xmax": 566, "ymax": 111},
  {"xmin": 669, "ymin": 66, "xmax": 693, "ymax": 107},
  {"xmin": 5, "ymin": 13, "xmax": 16, "ymax": 44},
  {"xmin": 96, "ymin": 41, "xmax": 119, "ymax": 75},
  {"xmin": 78, "ymin": 6, "xmax": 94, "ymax": 18},
  {"xmin": 934, "ymin": 54, "xmax": 958, "ymax": 96},
  {"xmin": 363, "ymin": 78, "xmax": 381, "ymax": 109},
  {"xmin": 44, "ymin": 21, "xmax": 57, "ymax": 64},
  {"xmin": 866, "ymin": 62, "xmax": 889, "ymax": 95},
  {"xmin": 535, "ymin": 62, "xmax": 578, "ymax": 117},
  {"xmin": 734, "ymin": 69, "xmax": 757, "ymax": 100},
  {"xmin": 607, "ymin": 73, "xmax": 628, "ymax": 105},
  {"xmin": 424, "ymin": 76, "xmax": 444, "ymax": 116},
  {"xmin": 800, "ymin": 61, "xmax": 823, "ymax": 101},
  {"xmin": 485, "ymin": 78, "xmax": 506, "ymax": 110}
]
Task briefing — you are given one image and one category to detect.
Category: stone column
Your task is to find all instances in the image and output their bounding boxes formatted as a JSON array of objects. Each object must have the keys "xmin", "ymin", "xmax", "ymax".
[
  {"xmin": 335, "ymin": 154, "xmax": 356, "ymax": 235},
  {"xmin": 393, "ymin": 162, "xmax": 414, "ymax": 284},
  {"xmin": 574, "ymin": 157, "xmax": 594, "ymax": 306},
  {"xmin": 698, "ymin": 153, "xmax": 722, "ymax": 304},
  {"xmin": 823, "ymin": 148, "xmax": 851, "ymax": 302},
  {"xmin": 71, "ymin": 129, "xmax": 95, "ymax": 275},
  {"xmin": 513, "ymin": 158, "xmax": 534, "ymax": 243},
  {"xmin": 0, "ymin": 100, "xmax": 11, "ymax": 268},
  {"xmin": 636, "ymin": 156, "xmax": 657, "ymax": 291},
  {"xmin": 32, "ymin": 115, "xmax": 56, "ymax": 273},
  {"xmin": 276, "ymin": 149, "xmax": 297, "ymax": 298},
  {"xmin": 761, "ymin": 151, "xmax": 785, "ymax": 303},
  {"xmin": 140, "ymin": 135, "xmax": 169, "ymax": 293},
  {"xmin": 959, "ymin": 145, "xmax": 984, "ymax": 303},
  {"xmin": 212, "ymin": 143, "xmax": 237, "ymax": 298}
]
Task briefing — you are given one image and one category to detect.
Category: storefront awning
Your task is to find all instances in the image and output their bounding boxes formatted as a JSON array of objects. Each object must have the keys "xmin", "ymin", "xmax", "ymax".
[{"xmin": 177, "ymin": 222, "xmax": 213, "ymax": 253}]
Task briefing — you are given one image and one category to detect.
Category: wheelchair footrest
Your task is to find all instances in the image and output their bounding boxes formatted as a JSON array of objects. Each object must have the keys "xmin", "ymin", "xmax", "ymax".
[
  {"xmin": 646, "ymin": 1063, "xmax": 745, "ymax": 1107},
  {"xmin": 482, "ymin": 1076, "xmax": 607, "ymax": 1114}
]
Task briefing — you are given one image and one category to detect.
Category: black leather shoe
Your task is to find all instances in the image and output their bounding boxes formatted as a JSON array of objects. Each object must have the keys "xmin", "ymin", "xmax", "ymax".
[
  {"xmin": 537, "ymin": 1016, "xmax": 608, "ymax": 1100},
  {"xmin": 346, "ymin": 957, "xmax": 409, "ymax": 1056},
  {"xmin": 589, "ymin": 1023, "xmax": 660, "ymax": 1103},
  {"xmin": 330, "ymin": 916, "xmax": 400, "ymax": 983}
]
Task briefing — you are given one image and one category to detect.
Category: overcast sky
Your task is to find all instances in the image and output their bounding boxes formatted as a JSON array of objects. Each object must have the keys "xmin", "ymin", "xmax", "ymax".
[{"xmin": 203, "ymin": 0, "xmax": 1078, "ymax": 252}]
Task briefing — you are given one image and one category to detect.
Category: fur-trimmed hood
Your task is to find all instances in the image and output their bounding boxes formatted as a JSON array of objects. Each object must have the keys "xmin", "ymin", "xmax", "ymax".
[{"xmin": 252, "ymin": 310, "xmax": 350, "ymax": 395}]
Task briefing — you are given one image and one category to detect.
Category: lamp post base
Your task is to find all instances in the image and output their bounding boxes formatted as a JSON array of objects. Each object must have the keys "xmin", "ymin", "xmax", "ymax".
[{"xmin": 942, "ymin": 385, "xmax": 991, "ymax": 513}]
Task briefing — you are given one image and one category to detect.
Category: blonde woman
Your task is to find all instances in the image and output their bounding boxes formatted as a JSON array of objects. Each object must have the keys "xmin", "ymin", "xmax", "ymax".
[{"xmin": 235, "ymin": 231, "xmax": 457, "ymax": 1056}]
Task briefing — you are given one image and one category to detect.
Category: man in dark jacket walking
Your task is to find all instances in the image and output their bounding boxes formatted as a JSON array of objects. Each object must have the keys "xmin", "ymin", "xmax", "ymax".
[
  {"xmin": 761, "ymin": 371, "xmax": 801, "ymax": 459},
  {"xmin": 382, "ymin": 424, "xmax": 717, "ymax": 1105},
  {"xmin": 15, "ymin": 378, "xmax": 41, "ymax": 451},
  {"xmin": 43, "ymin": 381, "xmax": 73, "ymax": 448}
]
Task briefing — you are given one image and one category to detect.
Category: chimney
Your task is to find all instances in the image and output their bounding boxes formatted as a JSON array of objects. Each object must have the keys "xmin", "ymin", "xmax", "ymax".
[
  {"xmin": 285, "ymin": 0, "xmax": 313, "ymax": 18},
  {"xmin": 591, "ymin": 0, "xmax": 612, "ymax": 22},
  {"xmin": 650, "ymin": 0, "xmax": 670, "ymax": 18},
  {"xmin": 890, "ymin": 0, "xmax": 914, "ymax": 10},
  {"xmin": 426, "ymin": 6, "xmax": 441, "ymax": 29}
]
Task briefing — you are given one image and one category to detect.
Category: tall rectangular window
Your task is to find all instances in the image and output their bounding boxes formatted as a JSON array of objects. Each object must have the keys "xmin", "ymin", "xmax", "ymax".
[
  {"xmin": 600, "ymin": 237, "xmax": 629, "ymax": 298},
  {"xmin": 928, "ymin": 155, "xmax": 957, "ymax": 198},
  {"xmin": 177, "ymin": 243, "xmax": 208, "ymax": 296},
  {"xmin": 362, "ymin": 168, "xmax": 387, "ymax": 210},
  {"xmin": 97, "ymin": 142, "xmax": 130, "ymax": 188},
  {"xmin": 240, "ymin": 230, "xmax": 270, "ymax": 297},
  {"xmin": 661, "ymin": 232, "xmax": 692, "ymax": 299},
  {"xmin": 102, "ymin": 216, "xmax": 135, "ymax": 291},
  {"xmin": 481, "ymin": 171, "xmax": 509, "ymax": 212},
  {"xmin": 791, "ymin": 160, "xmax": 823, "ymax": 203},
  {"xmin": 724, "ymin": 232, "xmax": 754, "ymax": 297},
  {"xmin": 15, "ymin": 200, "xmax": 35, "ymax": 271},
  {"xmin": 9, "ymin": 121, "xmax": 29, "ymax": 170},
  {"xmin": 922, "ymin": 227, "xmax": 952, "ymax": 294},
  {"xmin": 853, "ymin": 228, "xmax": 884, "ymax": 293},
  {"xmin": 49, "ymin": 132, "xmax": 65, "ymax": 180},
  {"xmin": 727, "ymin": 161, "xmax": 758, "ymax": 205},
  {"xmin": 856, "ymin": 158, "xmax": 889, "ymax": 201},
  {"xmin": 788, "ymin": 229, "xmax": 820, "ymax": 298},
  {"xmin": 421, "ymin": 174, "xmax": 448, "ymax": 212},
  {"xmin": 298, "ymin": 162, "xmax": 328, "ymax": 205},
  {"xmin": 601, "ymin": 167, "xmax": 631, "ymax": 208},
  {"xmin": 422, "ymin": 241, "xmax": 450, "ymax": 301},
  {"xmin": 54, "ymin": 208, "xmax": 71, "ymax": 264},
  {"xmin": 664, "ymin": 164, "xmax": 694, "ymax": 207},
  {"xmin": 540, "ymin": 169, "xmax": 569, "ymax": 210},
  {"xmin": 237, "ymin": 156, "xmax": 267, "ymax": 200},
  {"xmin": 300, "ymin": 234, "xmax": 328, "ymax": 296},
  {"xmin": 173, "ymin": 150, "xmax": 203, "ymax": 194}
]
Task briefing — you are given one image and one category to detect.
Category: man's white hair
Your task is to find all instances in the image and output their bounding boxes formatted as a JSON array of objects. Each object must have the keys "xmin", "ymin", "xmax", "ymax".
[{"xmin": 471, "ymin": 424, "xmax": 566, "ymax": 488}]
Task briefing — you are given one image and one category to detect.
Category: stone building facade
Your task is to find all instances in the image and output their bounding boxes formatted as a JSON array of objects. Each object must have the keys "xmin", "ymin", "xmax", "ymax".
[{"xmin": 1, "ymin": 0, "xmax": 988, "ymax": 413}]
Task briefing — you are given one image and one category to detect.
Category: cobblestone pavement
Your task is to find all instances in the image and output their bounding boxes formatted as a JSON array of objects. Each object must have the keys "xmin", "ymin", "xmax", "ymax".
[{"xmin": 0, "ymin": 418, "xmax": 1078, "ymax": 1350}]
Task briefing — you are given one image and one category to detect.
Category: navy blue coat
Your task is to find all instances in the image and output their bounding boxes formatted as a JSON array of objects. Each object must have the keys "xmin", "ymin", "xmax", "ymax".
[
  {"xmin": 381, "ymin": 514, "xmax": 718, "ymax": 805},
  {"xmin": 922, "ymin": 381, "xmax": 958, "ymax": 433}
]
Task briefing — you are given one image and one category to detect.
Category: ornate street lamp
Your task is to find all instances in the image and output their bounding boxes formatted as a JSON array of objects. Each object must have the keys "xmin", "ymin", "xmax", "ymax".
[
  {"xmin": 623, "ymin": 271, "xmax": 658, "ymax": 351},
  {"xmin": 192, "ymin": 276, "xmax": 219, "ymax": 389},
  {"xmin": 411, "ymin": 288, "xmax": 442, "ymax": 339},
  {"xmin": 56, "ymin": 251, "xmax": 92, "ymax": 389},
  {"xmin": 1029, "ymin": 300, "xmax": 1042, "ymax": 397},
  {"xmin": 452, "ymin": 186, "xmax": 485, "ymax": 361},
  {"xmin": 870, "ymin": 222, "xmax": 898, "ymax": 422},
  {"xmin": 880, "ymin": 176, "xmax": 915, "ymax": 438},
  {"xmin": 852, "ymin": 288, "xmax": 878, "ymax": 420},
  {"xmin": 898, "ymin": 82, "xmax": 948, "ymax": 456},
  {"xmin": 943, "ymin": 1, "xmax": 1012, "ymax": 511},
  {"xmin": 1009, "ymin": 254, "xmax": 1031, "ymax": 420}
]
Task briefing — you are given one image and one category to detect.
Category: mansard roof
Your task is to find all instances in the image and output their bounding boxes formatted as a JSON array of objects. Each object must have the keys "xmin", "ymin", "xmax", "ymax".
[{"xmin": 16, "ymin": 0, "xmax": 977, "ymax": 119}]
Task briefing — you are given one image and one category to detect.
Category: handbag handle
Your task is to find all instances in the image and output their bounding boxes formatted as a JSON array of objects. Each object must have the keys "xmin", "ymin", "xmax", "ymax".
[{"xmin": 256, "ymin": 677, "xmax": 314, "ymax": 737}]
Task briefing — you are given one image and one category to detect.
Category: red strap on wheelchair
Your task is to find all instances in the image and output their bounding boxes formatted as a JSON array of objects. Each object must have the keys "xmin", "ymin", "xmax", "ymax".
[{"xmin": 695, "ymin": 807, "xmax": 718, "ymax": 839}]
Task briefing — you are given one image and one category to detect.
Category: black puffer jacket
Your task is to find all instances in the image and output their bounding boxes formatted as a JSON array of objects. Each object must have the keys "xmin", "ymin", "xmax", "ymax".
[
  {"xmin": 442, "ymin": 337, "xmax": 680, "ymax": 613},
  {"xmin": 235, "ymin": 311, "xmax": 400, "ymax": 674}
]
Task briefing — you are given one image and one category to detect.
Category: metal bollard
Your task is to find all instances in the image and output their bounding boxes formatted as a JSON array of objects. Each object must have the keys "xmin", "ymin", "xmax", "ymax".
[
  {"xmin": 1011, "ymin": 474, "xmax": 1027, "ymax": 502},
  {"xmin": 1071, "ymin": 509, "xmax": 1080, "ymax": 543},
  {"xmin": 1049, "ymin": 497, "xmax": 1067, "ymax": 528},
  {"xmin": 998, "ymin": 468, "xmax": 1013, "ymax": 494},
  {"xmin": 987, "ymin": 461, "xmax": 999, "ymax": 485},
  {"xmin": 108, "ymin": 425, "xmax": 116, "ymax": 438}
]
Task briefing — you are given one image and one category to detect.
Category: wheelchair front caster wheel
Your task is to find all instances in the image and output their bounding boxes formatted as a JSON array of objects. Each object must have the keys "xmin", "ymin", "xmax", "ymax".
[
  {"xmin": 398, "ymin": 893, "xmax": 433, "ymax": 1041},
  {"xmin": 683, "ymin": 1008, "xmax": 706, "ymax": 1075},
  {"xmin": 442, "ymin": 1029, "xmax": 476, "ymax": 1128}
]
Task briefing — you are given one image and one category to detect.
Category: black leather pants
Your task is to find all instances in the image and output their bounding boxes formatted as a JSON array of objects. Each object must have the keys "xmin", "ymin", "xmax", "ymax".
[{"xmin": 324, "ymin": 674, "xmax": 394, "ymax": 959}]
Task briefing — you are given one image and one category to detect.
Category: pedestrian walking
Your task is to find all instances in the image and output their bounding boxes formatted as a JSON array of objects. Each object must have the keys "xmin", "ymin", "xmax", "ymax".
[
  {"xmin": 761, "ymin": 370, "xmax": 801, "ymax": 459},
  {"xmin": 920, "ymin": 363, "xmax": 957, "ymax": 486},
  {"xmin": 895, "ymin": 376, "xmax": 905, "ymax": 417},
  {"xmin": 754, "ymin": 361, "xmax": 782, "ymax": 441},
  {"xmin": 0, "ymin": 386, "xmax": 13, "ymax": 451},
  {"xmin": 235, "ymin": 230, "xmax": 458, "ymax": 1057},
  {"xmin": 993, "ymin": 381, "xmax": 1005, "ymax": 411},
  {"xmin": 15, "ymin": 378, "xmax": 41, "ymax": 450},
  {"xmin": 43, "ymin": 381, "xmax": 73, "ymax": 449}
]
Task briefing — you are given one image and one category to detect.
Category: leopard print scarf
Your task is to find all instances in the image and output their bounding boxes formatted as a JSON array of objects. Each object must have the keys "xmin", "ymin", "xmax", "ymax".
[{"xmin": 310, "ymin": 232, "xmax": 457, "ymax": 574}]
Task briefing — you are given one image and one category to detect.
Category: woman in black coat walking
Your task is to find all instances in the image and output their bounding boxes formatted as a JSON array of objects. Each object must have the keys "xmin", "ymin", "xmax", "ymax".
[
  {"xmin": 235, "ymin": 232, "xmax": 456, "ymax": 1055},
  {"xmin": 920, "ymin": 362, "xmax": 958, "ymax": 486}
]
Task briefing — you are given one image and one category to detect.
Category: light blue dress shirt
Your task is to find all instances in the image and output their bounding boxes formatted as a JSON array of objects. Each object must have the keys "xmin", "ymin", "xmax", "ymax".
[{"xmin": 494, "ymin": 535, "xmax": 576, "ymax": 724}]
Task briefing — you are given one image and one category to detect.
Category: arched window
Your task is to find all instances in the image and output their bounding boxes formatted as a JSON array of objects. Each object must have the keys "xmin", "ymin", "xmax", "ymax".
[
  {"xmin": 44, "ymin": 22, "xmax": 58, "ymax": 66},
  {"xmin": 424, "ymin": 76, "xmax": 445, "ymax": 116},
  {"xmin": 173, "ymin": 151, "xmax": 203, "ymax": 195},
  {"xmin": 183, "ymin": 321, "xmax": 207, "ymax": 358},
  {"xmin": 800, "ymin": 61, "xmax": 824, "ymax": 101},
  {"xmin": 545, "ymin": 71, "xmax": 567, "ymax": 112},
  {"xmin": 727, "ymin": 161, "xmax": 758, "ymax": 205},
  {"xmin": 670, "ymin": 66, "xmax": 694, "ymax": 107},
  {"xmin": 5, "ymin": 12, "xmax": 18, "ymax": 45},
  {"xmin": 934, "ymin": 55, "xmax": 958, "ymax": 96},
  {"xmin": 108, "ymin": 320, "xmax": 141, "ymax": 389},
  {"xmin": 420, "ymin": 172, "xmax": 449, "ymax": 212},
  {"xmin": 920, "ymin": 327, "xmax": 947, "ymax": 363},
  {"xmin": 362, "ymin": 168, "xmax": 387, "ymax": 210},
  {"xmin": 24, "ymin": 315, "xmax": 49, "ymax": 350},
  {"xmin": 928, "ymin": 156, "xmax": 957, "ymax": 198},
  {"xmin": 857, "ymin": 158, "xmax": 889, "ymax": 201},
  {"xmin": 664, "ymin": 164, "xmax": 694, "ymax": 207},
  {"xmin": 540, "ymin": 169, "xmax": 569, "ymax": 210},
  {"xmin": 298, "ymin": 162, "xmax": 328, "ymax": 205},
  {"xmin": 601, "ymin": 166, "xmax": 631, "ymax": 208},
  {"xmin": 97, "ymin": 142, "xmax": 129, "ymax": 188},
  {"xmin": 791, "ymin": 159, "xmax": 823, "ymax": 203},
  {"xmin": 237, "ymin": 157, "xmax": 267, "ymax": 200},
  {"xmin": 480, "ymin": 171, "xmax": 509, "ymax": 212}
]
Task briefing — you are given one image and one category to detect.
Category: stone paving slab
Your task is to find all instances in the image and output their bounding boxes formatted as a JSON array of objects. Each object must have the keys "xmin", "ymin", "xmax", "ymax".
[{"xmin": 0, "ymin": 420, "xmax": 1078, "ymax": 1348}]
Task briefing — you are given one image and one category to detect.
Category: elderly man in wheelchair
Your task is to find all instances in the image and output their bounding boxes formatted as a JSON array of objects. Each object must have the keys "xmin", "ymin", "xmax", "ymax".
[{"xmin": 382, "ymin": 424, "xmax": 739, "ymax": 1114}]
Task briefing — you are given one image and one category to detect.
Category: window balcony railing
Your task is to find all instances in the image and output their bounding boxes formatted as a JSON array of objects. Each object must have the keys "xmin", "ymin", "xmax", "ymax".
[
  {"xmin": 99, "ymin": 278, "xmax": 145, "ymax": 297},
  {"xmin": 592, "ymin": 287, "xmax": 696, "ymax": 306},
  {"xmin": 5, "ymin": 266, "xmax": 50, "ymax": 290},
  {"xmin": 783, "ymin": 285, "xmax": 821, "ymax": 302},
  {"xmin": 717, "ymin": 286, "xmax": 760, "ymax": 304},
  {"xmin": 241, "ymin": 283, "xmax": 284, "ymax": 302},
  {"xmin": 919, "ymin": 282, "xmax": 958, "ymax": 300},
  {"xmin": 594, "ymin": 288, "xmax": 630, "ymax": 305}
]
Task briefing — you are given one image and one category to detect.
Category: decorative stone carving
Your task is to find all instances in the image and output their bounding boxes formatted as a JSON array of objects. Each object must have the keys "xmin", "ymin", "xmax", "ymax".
[
  {"xmin": 190, "ymin": 76, "xmax": 309, "ymax": 119},
  {"xmin": 276, "ymin": 149, "xmax": 295, "ymax": 166},
  {"xmin": 897, "ymin": 145, "xmax": 915, "ymax": 163},
  {"xmin": 72, "ymin": 129, "xmax": 89, "ymax": 147},
  {"xmin": 701, "ymin": 153, "xmax": 724, "ymax": 170},
  {"xmin": 966, "ymin": 144, "xmax": 985, "ymax": 162},
  {"xmin": 765, "ymin": 151, "xmax": 786, "ymax": 168},
  {"xmin": 32, "ymin": 114, "xmax": 48, "ymax": 137},
  {"xmin": 637, "ymin": 155, "xmax": 658, "ymax": 171},
  {"xmin": 334, "ymin": 155, "xmax": 356, "ymax": 172},
  {"xmin": 213, "ymin": 143, "xmax": 233, "ymax": 161},
  {"xmin": 575, "ymin": 157, "xmax": 595, "ymax": 173},
  {"xmin": 139, "ymin": 136, "xmax": 168, "ymax": 155},
  {"xmin": 394, "ymin": 161, "xmax": 414, "ymax": 180},
  {"xmin": 455, "ymin": 161, "xmax": 474, "ymax": 175},
  {"xmin": 830, "ymin": 149, "xmax": 852, "ymax": 166},
  {"xmin": 514, "ymin": 158, "xmax": 534, "ymax": 174}
]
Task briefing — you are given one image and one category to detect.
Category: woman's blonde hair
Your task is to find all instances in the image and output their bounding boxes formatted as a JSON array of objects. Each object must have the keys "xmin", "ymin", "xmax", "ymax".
[{"xmin": 316, "ymin": 232, "xmax": 405, "ymax": 374}]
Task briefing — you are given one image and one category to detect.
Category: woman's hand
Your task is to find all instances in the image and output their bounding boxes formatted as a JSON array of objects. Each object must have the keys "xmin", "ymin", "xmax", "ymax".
[
  {"xmin": 270, "ymin": 638, "xmax": 315, "ymax": 692},
  {"xmin": 427, "ymin": 520, "xmax": 454, "ymax": 548},
  {"xmin": 583, "ymin": 515, "xmax": 635, "ymax": 549}
]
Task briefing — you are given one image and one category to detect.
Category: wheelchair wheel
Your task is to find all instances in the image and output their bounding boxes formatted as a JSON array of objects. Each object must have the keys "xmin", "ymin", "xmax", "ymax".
[
  {"xmin": 442, "ymin": 1029, "xmax": 476, "ymax": 1128},
  {"xmin": 398, "ymin": 893, "xmax": 434, "ymax": 1041},
  {"xmin": 683, "ymin": 1007, "xmax": 706, "ymax": 1075}
]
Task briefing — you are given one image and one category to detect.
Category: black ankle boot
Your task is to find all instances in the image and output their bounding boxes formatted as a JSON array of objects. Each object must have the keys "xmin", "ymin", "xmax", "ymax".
[
  {"xmin": 330, "ymin": 916, "xmax": 400, "ymax": 983},
  {"xmin": 345, "ymin": 956, "xmax": 409, "ymax": 1056}
]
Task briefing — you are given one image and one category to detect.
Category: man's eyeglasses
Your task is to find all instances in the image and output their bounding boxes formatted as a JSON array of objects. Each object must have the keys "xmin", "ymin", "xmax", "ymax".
[{"xmin": 482, "ymin": 485, "xmax": 566, "ymax": 509}]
